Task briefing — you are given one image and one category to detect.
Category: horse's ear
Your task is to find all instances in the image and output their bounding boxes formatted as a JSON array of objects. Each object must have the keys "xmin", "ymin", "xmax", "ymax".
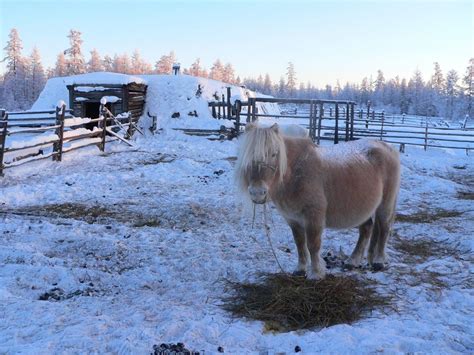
[
  {"xmin": 245, "ymin": 122, "xmax": 256, "ymax": 132},
  {"xmin": 270, "ymin": 123, "xmax": 279, "ymax": 134}
]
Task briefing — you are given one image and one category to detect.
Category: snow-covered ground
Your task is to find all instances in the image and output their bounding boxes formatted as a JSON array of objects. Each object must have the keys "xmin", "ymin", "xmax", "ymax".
[{"xmin": 0, "ymin": 119, "xmax": 473, "ymax": 353}]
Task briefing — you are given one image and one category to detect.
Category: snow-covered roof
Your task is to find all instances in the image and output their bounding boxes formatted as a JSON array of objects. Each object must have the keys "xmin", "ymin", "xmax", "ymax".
[{"xmin": 63, "ymin": 72, "xmax": 146, "ymax": 86}]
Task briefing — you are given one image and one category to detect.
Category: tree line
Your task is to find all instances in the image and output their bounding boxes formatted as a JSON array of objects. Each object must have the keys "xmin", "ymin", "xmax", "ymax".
[{"xmin": 1, "ymin": 28, "xmax": 472, "ymax": 120}]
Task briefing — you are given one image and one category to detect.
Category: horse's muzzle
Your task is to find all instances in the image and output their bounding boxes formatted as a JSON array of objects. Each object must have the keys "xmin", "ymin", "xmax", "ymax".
[{"xmin": 248, "ymin": 186, "xmax": 268, "ymax": 204}]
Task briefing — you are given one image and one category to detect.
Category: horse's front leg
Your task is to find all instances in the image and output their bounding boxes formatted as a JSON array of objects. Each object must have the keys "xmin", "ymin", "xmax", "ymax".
[
  {"xmin": 289, "ymin": 222, "xmax": 310, "ymax": 276},
  {"xmin": 305, "ymin": 223, "xmax": 326, "ymax": 280}
]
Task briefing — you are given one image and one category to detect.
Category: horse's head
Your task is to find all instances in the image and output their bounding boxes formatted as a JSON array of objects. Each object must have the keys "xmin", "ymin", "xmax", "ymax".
[{"xmin": 235, "ymin": 123, "xmax": 287, "ymax": 204}]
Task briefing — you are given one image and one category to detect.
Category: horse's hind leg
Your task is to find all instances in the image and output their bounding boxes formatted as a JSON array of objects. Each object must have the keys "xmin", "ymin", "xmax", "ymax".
[
  {"xmin": 289, "ymin": 222, "xmax": 310, "ymax": 276},
  {"xmin": 345, "ymin": 217, "xmax": 373, "ymax": 269},
  {"xmin": 368, "ymin": 212, "xmax": 394, "ymax": 271}
]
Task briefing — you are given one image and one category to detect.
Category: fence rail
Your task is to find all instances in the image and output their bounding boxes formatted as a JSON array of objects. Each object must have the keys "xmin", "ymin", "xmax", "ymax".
[
  {"xmin": 208, "ymin": 92, "xmax": 474, "ymax": 153},
  {"xmin": 0, "ymin": 103, "xmax": 136, "ymax": 176}
]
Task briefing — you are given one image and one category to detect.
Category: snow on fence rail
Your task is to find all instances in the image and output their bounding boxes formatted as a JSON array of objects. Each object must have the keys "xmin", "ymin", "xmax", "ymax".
[{"xmin": 0, "ymin": 101, "xmax": 139, "ymax": 176}]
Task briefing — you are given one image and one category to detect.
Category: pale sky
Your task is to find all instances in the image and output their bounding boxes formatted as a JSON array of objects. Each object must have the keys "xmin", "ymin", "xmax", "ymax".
[{"xmin": 0, "ymin": 0, "xmax": 472, "ymax": 87}]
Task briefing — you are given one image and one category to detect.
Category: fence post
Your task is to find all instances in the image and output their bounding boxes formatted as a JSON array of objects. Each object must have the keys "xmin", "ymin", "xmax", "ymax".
[
  {"xmin": 251, "ymin": 98, "xmax": 257, "ymax": 122},
  {"xmin": 246, "ymin": 100, "xmax": 252, "ymax": 123},
  {"xmin": 380, "ymin": 110, "xmax": 385, "ymax": 141},
  {"xmin": 334, "ymin": 103, "xmax": 339, "ymax": 144},
  {"xmin": 234, "ymin": 100, "xmax": 242, "ymax": 134},
  {"xmin": 227, "ymin": 87, "xmax": 232, "ymax": 119},
  {"xmin": 222, "ymin": 94, "xmax": 226, "ymax": 119},
  {"xmin": 365, "ymin": 109, "xmax": 369, "ymax": 129},
  {"xmin": 317, "ymin": 102, "xmax": 323, "ymax": 145},
  {"xmin": 126, "ymin": 112, "xmax": 134, "ymax": 139},
  {"xmin": 345, "ymin": 103, "xmax": 350, "ymax": 141},
  {"xmin": 308, "ymin": 100, "xmax": 314, "ymax": 141},
  {"xmin": 53, "ymin": 102, "xmax": 66, "ymax": 162},
  {"xmin": 0, "ymin": 109, "xmax": 8, "ymax": 176},
  {"xmin": 211, "ymin": 102, "xmax": 217, "ymax": 118},
  {"xmin": 100, "ymin": 100, "xmax": 108, "ymax": 152},
  {"xmin": 424, "ymin": 120, "xmax": 428, "ymax": 151},
  {"xmin": 350, "ymin": 104, "xmax": 355, "ymax": 140}
]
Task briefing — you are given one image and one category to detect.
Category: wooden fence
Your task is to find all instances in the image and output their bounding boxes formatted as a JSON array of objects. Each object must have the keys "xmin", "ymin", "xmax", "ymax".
[
  {"xmin": 208, "ymin": 94, "xmax": 474, "ymax": 153},
  {"xmin": 0, "ymin": 101, "xmax": 140, "ymax": 176}
]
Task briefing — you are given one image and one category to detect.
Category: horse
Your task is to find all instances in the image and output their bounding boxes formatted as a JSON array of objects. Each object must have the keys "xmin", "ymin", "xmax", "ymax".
[{"xmin": 235, "ymin": 123, "xmax": 401, "ymax": 280}]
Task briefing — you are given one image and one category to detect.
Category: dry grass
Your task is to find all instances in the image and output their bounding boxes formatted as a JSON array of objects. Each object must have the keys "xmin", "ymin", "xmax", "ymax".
[
  {"xmin": 392, "ymin": 233, "xmax": 461, "ymax": 263},
  {"xmin": 457, "ymin": 190, "xmax": 474, "ymax": 200},
  {"xmin": 396, "ymin": 209, "xmax": 463, "ymax": 223},
  {"xmin": 138, "ymin": 153, "xmax": 176, "ymax": 166},
  {"xmin": 5, "ymin": 203, "xmax": 163, "ymax": 228},
  {"xmin": 222, "ymin": 273, "xmax": 393, "ymax": 332}
]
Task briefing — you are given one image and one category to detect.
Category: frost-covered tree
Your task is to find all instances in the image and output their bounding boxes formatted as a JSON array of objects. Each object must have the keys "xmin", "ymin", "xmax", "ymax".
[
  {"xmin": 286, "ymin": 62, "xmax": 296, "ymax": 97},
  {"xmin": 65, "ymin": 29, "xmax": 86, "ymax": 75},
  {"xmin": 88, "ymin": 49, "xmax": 103, "ymax": 72},
  {"xmin": 463, "ymin": 58, "xmax": 474, "ymax": 118},
  {"xmin": 155, "ymin": 51, "xmax": 176, "ymax": 74},
  {"xmin": 399, "ymin": 79, "xmax": 410, "ymax": 114},
  {"xmin": 209, "ymin": 59, "xmax": 224, "ymax": 81},
  {"xmin": 102, "ymin": 55, "xmax": 114, "ymax": 72},
  {"xmin": 263, "ymin": 73, "xmax": 273, "ymax": 95},
  {"xmin": 2, "ymin": 28, "xmax": 30, "ymax": 109},
  {"xmin": 113, "ymin": 53, "xmax": 131, "ymax": 73},
  {"xmin": 130, "ymin": 49, "xmax": 151, "ymax": 74},
  {"xmin": 188, "ymin": 58, "xmax": 204, "ymax": 77},
  {"xmin": 408, "ymin": 70, "xmax": 426, "ymax": 115},
  {"xmin": 222, "ymin": 63, "xmax": 235, "ymax": 84},
  {"xmin": 431, "ymin": 62, "xmax": 444, "ymax": 94},
  {"xmin": 278, "ymin": 76, "xmax": 286, "ymax": 97},
  {"xmin": 54, "ymin": 52, "xmax": 68, "ymax": 77},
  {"xmin": 445, "ymin": 69, "xmax": 459, "ymax": 119},
  {"xmin": 29, "ymin": 46, "xmax": 46, "ymax": 103}
]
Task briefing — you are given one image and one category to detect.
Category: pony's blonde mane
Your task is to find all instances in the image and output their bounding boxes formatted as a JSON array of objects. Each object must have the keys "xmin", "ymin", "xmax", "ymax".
[{"xmin": 235, "ymin": 124, "xmax": 288, "ymax": 193}]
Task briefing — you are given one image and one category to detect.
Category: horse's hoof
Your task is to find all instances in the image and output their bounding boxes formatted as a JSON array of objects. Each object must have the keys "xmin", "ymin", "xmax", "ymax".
[
  {"xmin": 372, "ymin": 263, "xmax": 385, "ymax": 272},
  {"xmin": 292, "ymin": 270, "xmax": 307, "ymax": 278},
  {"xmin": 307, "ymin": 270, "xmax": 325, "ymax": 281}
]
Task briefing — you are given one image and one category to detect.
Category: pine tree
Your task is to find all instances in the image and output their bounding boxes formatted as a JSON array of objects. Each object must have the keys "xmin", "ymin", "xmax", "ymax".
[
  {"xmin": 431, "ymin": 62, "xmax": 444, "ymax": 94},
  {"xmin": 102, "ymin": 55, "xmax": 114, "ymax": 72},
  {"xmin": 189, "ymin": 58, "xmax": 203, "ymax": 77},
  {"xmin": 286, "ymin": 62, "xmax": 296, "ymax": 97},
  {"xmin": 54, "ymin": 52, "xmax": 68, "ymax": 77},
  {"xmin": 65, "ymin": 29, "xmax": 86, "ymax": 75},
  {"xmin": 408, "ymin": 70, "xmax": 425, "ymax": 115},
  {"xmin": 209, "ymin": 59, "xmax": 224, "ymax": 81},
  {"xmin": 2, "ymin": 28, "xmax": 29, "ymax": 109},
  {"xmin": 463, "ymin": 58, "xmax": 474, "ymax": 118},
  {"xmin": 374, "ymin": 70, "xmax": 385, "ymax": 104},
  {"xmin": 445, "ymin": 69, "xmax": 459, "ymax": 119},
  {"xmin": 399, "ymin": 78, "xmax": 410, "ymax": 114},
  {"xmin": 222, "ymin": 63, "xmax": 235, "ymax": 84},
  {"xmin": 88, "ymin": 49, "xmax": 103, "ymax": 72},
  {"xmin": 29, "ymin": 46, "xmax": 46, "ymax": 104},
  {"xmin": 154, "ymin": 51, "xmax": 176, "ymax": 74},
  {"xmin": 278, "ymin": 76, "xmax": 286, "ymax": 97},
  {"xmin": 263, "ymin": 74, "xmax": 273, "ymax": 95},
  {"xmin": 131, "ymin": 49, "xmax": 152, "ymax": 74},
  {"xmin": 113, "ymin": 53, "xmax": 132, "ymax": 73}
]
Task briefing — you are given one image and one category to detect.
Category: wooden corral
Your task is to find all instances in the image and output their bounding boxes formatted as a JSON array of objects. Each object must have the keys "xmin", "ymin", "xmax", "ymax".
[{"xmin": 67, "ymin": 82, "xmax": 147, "ymax": 122}]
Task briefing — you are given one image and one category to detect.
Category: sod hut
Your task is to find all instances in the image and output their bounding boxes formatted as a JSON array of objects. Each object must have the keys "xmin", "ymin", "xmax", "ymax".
[{"xmin": 67, "ymin": 81, "xmax": 147, "ymax": 121}]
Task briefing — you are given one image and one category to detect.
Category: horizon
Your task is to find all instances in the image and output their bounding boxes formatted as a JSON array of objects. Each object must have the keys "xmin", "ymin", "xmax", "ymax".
[{"xmin": 0, "ymin": 0, "xmax": 472, "ymax": 87}]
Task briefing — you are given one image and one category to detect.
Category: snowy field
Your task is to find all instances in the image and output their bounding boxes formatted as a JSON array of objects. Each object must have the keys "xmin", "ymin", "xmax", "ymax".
[{"xmin": 0, "ymin": 124, "xmax": 473, "ymax": 353}]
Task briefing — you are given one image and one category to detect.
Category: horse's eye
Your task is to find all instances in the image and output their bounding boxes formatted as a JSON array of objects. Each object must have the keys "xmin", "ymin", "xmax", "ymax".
[{"xmin": 271, "ymin": 153, "xmax": 277, "ymax": 158}]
